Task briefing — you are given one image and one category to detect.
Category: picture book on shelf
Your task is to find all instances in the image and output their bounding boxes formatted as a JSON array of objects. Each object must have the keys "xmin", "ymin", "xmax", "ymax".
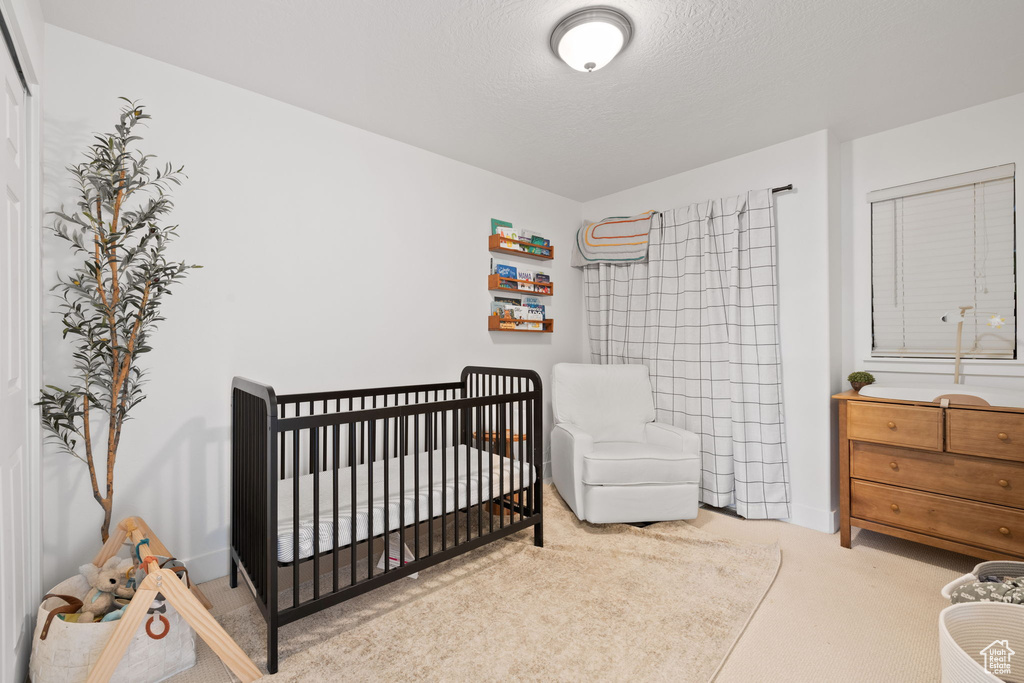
[
  {"xmin": 532, "ymin": 272, "xmax": 551, "ymax": 294},
  {"xmin": 523, "ymin": 306, "xmax": 543, "ymax": 331},
  {"xmin": 529, "ymin": 235, "xmax": 551, "ymax": 257},
  {"xmin": 490, "ymin": 218, "xmax": 513, "ymax": 235},
  {"xmin": 523, "ymin": 296, "xmax": 545, "ymax": 324},
  {"xmin": 517, "ymin": 269, "xmax": 535, "ymax": 292},
  {"xmin": 498, "ymin": 226, "xmax": 522, "ymax": 251},
  {"xmin": 494, "ymin": 262, "xmax": 518, "ymax": 280}
]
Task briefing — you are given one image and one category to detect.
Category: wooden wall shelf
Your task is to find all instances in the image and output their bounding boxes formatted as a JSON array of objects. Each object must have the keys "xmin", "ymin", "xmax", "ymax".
[
  {"xmin": 488, "ymin": 317, "xmax": 554, "ymax": 333},
  {"xmin": 488, "ymin": 233, "xmax": 554, "ymax": 261},
  {"xmin": 487, "ymin": 273, "xmax": 553, "ymax": 296}
]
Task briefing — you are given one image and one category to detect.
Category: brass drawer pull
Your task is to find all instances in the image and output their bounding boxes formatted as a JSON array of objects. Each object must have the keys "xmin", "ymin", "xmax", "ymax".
[
  {"xmin": 887, "ymin": 421, "xmax": 897, "ymax": 430},
  {"xmin": 999, "ymin": 527, "xmax": 1011, "ymax": 536},
  {"xmin": 890, "ymin": 503, "xmax": 900, "ymax": 513},
  {"xmin": 999, "ymin": 479, "xmax": 1010, "ymax": 488},
  {"xmin": 889, "ymin": 462, "xmax": 899, "ymax": 470},
  {"xmin": 998, "ymin": 432, "xmax": 1009, "ymax": 441}
]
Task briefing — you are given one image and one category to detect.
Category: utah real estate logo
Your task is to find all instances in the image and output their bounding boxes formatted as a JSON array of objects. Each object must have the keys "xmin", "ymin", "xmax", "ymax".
[{"xmin": 981, "ymin": 639, "xmax": 1014, "ymax": 677}]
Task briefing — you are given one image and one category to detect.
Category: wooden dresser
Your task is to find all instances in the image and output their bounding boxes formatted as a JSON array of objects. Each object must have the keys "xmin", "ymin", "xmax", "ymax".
[{"xmin": 835, "ymin": 391, "xmax": 1024, "ymax": 560}]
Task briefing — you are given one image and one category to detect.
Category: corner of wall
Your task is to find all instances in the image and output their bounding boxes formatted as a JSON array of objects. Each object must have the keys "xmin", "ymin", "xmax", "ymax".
[{"xmin": 825, "ymin": 128, "xmax": 842, "ymax": 533}]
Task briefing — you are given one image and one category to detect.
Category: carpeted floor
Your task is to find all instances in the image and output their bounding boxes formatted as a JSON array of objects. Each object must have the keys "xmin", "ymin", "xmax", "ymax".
[
  {"xmin": 692, "ymin": 508, "xmax": 977, "ymax": 682},
  {"xmin": 171, "ymin": 489, "xmax": 979, "ymax": 682},
  {"xmin": 172, "ymin": 487, "xmax": 780, "ymax": 681}
]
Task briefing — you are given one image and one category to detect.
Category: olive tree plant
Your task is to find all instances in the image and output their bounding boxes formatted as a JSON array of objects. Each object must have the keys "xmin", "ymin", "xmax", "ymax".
[{"xmin": 38, "ymin": 99, "xmax": 199, "ymax": 542}]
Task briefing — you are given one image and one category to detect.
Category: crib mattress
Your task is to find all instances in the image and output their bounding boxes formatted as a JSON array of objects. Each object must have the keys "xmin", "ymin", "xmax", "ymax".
[{"xmin": 276, "ymin": 446, "xmax": 535, "ymax": 563}]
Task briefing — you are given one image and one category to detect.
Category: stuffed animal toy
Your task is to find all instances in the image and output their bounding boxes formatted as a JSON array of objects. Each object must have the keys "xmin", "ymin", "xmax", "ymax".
[{"xmin": 78, "ymin": 557, "xmax": 136, "ymax": 623}]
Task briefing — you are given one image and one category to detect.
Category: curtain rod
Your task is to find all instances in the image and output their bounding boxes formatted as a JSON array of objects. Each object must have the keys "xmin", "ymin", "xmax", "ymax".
[{"xmin": 772, "ymin": 184, "xmax": 793, "ymax": 193}]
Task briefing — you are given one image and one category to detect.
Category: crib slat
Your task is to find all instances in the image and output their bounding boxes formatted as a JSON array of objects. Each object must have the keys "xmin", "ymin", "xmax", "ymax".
[
  {"xmin": 367, "ymin": 418, "xmax": 375, "ymax": 580},
  {"xmin": 312, "ymin": 427, "xmax": 320, "ymax": 601},
  {"xmin": 527, "ymin": 397, "xmax": 535, "ymax": 516},
  {"xmin": 498, "ymin": 402, "xmax": 505, "ymax": 529},
  {"xmin": 428, "ymin": 411, "xmax": 436, "ymax": 556},
  {"xmin": 350, "ymin": 423, "xmax": 358, "ymax": 588},
  {"xmin": 383, "ymin": 417, "xmax": 390, "ymax": 574},
  {"xmin": 444, "ymin": 410, "xmax": 451, "ymax": 548},
  {"xmin": 413, "ymin": 411, "xmax": 420, "ymax": 562},
  {"xmin": 520, "ymin": 383, "xmax": 526, "ymax": 522},
  {"xmin": 292, "ymin": 429, "xmax": 300, "ymax": 609},
  {"xmin": 332, "ymin": 424, "xmax": 339, "ymax": 594},
  {"xmin": 399, "ymin": 413, "xmax": 406, "ymax": 568}
]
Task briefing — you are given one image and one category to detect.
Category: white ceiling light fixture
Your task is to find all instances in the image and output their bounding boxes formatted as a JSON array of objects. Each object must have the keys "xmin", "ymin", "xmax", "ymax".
[{"xmin": 550, "ymin": 6, "xmax": 633, "ymax": 73}]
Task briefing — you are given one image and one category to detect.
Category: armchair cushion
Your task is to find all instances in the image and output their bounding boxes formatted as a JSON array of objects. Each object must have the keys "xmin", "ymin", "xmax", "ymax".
[
  {"xmin": 583, "ymin": 442, "xmax": 700, "ymax": 486},
  {"xmin": 552, "ymin": 363, "xmax": 656, "ymax": 443}
]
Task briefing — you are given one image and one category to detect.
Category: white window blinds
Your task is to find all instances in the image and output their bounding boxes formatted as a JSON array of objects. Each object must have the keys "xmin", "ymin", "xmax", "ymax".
[{"xmin": 870, "ymin": 164, "xmax": 1016, "ymax": 359}]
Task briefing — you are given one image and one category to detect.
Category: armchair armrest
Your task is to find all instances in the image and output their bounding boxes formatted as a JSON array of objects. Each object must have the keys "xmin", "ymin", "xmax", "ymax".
[
  {"xmin": 552, "ymin": 422, "xmax": 594, "ymax": 455},
  {"xmin": 550, "ymin": 423, "xmax": 595, "ymax": 519},
  {"xmin": 644, "ymin": 422, "xmax": 700, "ymax": 454}
]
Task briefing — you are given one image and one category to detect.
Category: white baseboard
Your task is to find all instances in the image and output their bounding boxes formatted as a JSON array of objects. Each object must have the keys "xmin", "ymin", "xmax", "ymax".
[
  {"xmin": 785, "ymin": 503, "xmax": 839, "ymax": 534},
  {"xmin": 182, "ymin": 547, "xmax": 230, "ymax": 584}
]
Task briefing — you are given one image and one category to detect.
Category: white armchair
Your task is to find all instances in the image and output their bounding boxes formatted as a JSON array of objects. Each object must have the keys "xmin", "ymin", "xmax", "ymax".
[{"xmin": 551, "ymin": 363, "xmax": 701, "ymax": 523}]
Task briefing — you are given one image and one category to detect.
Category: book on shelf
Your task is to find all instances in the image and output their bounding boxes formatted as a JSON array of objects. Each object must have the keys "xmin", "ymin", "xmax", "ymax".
[
  {"xmin": 517, "ymin": 269, "xmax": 535, "ymax": 292},
  {"xmin": 491, "ymin": 295, "xmax": 546, "ymax": 330},
  {"xmin": 529, "ymin": 235, "xmax": 551, "ymax": 256},
  {"xmin": 499, "ymin": 226, "xmax": 523, "ymax": 251},
  {"xmin": 523, "ymin": 306, "xmax": 543, "ymax": 331},
  {"xmin": 523, "ymin": 297, "xmax": 545, "ymax": 327},
  {"xmin": 494, "ymin": 262, "xmax": 518, "ymax": 281},
  {"xmin": 533, "ymin": 272, "xmax": 551, "ymax": 294},
  {"xmin": 498, "ymin": 306, "xmax": 517, "ymax": 330},
  {"xmin": 491, "ymin": 218, "xmax": 513, "ymax": 235}
]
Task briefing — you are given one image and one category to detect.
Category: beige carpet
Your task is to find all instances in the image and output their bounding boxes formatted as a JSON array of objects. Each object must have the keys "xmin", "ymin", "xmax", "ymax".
[
  {"xmin": 692, "ymin": 508, "xmax": 978, "ymax": 682},
  {"xmin": 172, "ymin": 488, "xmax": 780, "ymax": 682}
]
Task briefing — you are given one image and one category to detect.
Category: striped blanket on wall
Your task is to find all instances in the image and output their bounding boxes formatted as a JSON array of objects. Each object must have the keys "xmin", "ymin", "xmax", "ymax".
[{"xmin": 571, "ymin": 210, "xmax": 658, "ymax": 267}]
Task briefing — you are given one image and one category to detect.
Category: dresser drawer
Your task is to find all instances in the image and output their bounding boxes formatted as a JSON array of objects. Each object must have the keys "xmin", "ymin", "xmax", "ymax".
[
  {"xmin": 847, "ymin": 402, "xmax": 943, "ymax": 451},
  {"xmin": 947, "ymin": 409, "xmax": 1024, "ymax": 462},
  {"xmin": 850, "ymin": 442, "xmax": 1024, "ymax": 509},
  {"xmin": 851, "ymin": 480, "xmax": 1024, "ymax": 556}
]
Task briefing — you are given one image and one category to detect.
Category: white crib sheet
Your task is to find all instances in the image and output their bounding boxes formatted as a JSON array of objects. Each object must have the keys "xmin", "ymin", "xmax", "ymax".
[{"xmin": 276, "ymin": 446, "xmax": 535, "ymax": 563}]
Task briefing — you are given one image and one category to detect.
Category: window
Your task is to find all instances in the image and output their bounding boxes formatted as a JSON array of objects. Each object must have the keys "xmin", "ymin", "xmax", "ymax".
[{"xmin": 870, "ymin": 164, "xmax": 1016, "ymax": 359}]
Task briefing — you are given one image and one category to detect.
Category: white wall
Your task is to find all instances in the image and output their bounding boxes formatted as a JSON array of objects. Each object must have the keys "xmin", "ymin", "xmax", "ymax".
[
  {"xmin": 842, "ymin": 92, "xmax": 1024, "ymax": 389},
  {"xmin": 41, "ymin": 26, "xmax": 584, "ymax": 588},
  {"xmin": 581, "ymin": 130, "xmax": 843, "ymax": 533}
]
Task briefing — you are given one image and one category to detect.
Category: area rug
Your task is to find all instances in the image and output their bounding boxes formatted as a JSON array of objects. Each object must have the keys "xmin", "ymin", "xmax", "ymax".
[{"xmin": 175, "ymin": 487, "xmax": 780, "ymax": 682}]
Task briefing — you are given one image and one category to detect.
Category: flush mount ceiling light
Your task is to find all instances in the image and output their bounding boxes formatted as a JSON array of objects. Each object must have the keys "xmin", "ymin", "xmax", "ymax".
[{"xmin": 550, "ymin": 6, "xmax": 633, "ymax": 73}]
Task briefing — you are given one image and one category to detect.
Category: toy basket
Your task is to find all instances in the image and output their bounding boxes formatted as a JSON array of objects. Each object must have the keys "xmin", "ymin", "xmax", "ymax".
[
  {"xmin": 29, "ymin": 566, "xmax": 196, "ymax": 683},
  {"xmin": 942, "ymin": 562, "xmax": 1024, "ymax": 600},
  {"xmin": 939, "ymin": 602, "xmax": 1024, "ymax": 682}
]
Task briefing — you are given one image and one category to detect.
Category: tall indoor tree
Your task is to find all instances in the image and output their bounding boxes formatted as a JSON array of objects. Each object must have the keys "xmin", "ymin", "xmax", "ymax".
[{"xmin": 39, "ymin": 99, "xmax": 199, "ymax": 542}]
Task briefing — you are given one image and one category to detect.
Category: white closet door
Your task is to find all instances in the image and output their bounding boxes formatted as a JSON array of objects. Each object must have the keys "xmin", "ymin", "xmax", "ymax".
[{"xmin": 0, "ymin": 32, "xmax": 29, "ymax": 683}]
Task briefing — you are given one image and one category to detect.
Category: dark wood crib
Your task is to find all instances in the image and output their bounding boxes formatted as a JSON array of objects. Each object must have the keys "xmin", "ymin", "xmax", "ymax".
[{"xmin": 229, "ymin": 366, "xmax": 544, "ymax": 673}]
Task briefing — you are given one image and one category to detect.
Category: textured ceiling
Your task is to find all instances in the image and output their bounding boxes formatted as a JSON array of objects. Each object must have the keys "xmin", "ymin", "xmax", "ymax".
[{"xmin": 41, "ymin": 0, "xmax": 1024, "ymax": 201}]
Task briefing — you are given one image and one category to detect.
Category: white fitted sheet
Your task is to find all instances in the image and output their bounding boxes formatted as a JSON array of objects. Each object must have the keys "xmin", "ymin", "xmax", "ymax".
[{"xmin": 276, "ymin": 446, "xmax": 535, "ymax": 563}]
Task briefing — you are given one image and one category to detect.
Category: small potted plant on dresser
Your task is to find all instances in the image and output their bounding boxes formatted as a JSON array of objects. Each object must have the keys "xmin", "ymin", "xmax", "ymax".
[{"xmin": 847, "ymin": 371, "xmax": 875, "ymax": 392}]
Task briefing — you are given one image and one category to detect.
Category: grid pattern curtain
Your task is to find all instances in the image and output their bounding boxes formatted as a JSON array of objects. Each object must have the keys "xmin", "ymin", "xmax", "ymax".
[
  {"xmin": 870, "ymin": 165, "xmax": 1016, "ymax": 359},
  {"xmin": 582, "ymin": 189, "xmax": 790, "ymax": 519}
]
